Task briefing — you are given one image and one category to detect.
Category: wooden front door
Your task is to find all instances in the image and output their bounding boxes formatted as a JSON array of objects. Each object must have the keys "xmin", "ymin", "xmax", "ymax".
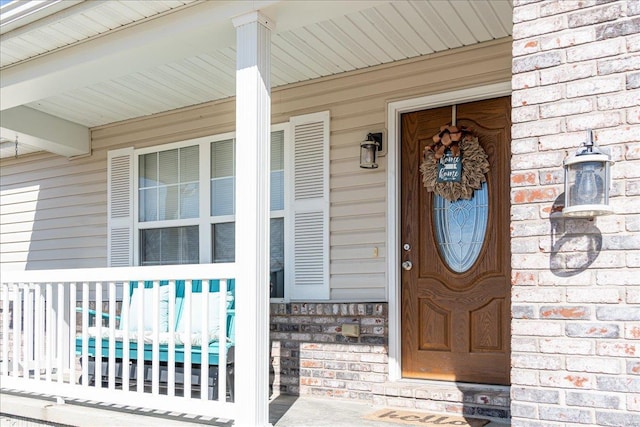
[{"xmin": 400, "ymin": 96, "xmax": 511, "ymax": 385}]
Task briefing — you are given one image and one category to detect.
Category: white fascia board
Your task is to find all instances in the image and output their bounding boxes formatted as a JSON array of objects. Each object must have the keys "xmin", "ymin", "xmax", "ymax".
[
  {"xmin": 0, "ymin": 106, "xmax": 89, "ymax": 157},
  {"xmin": 0, "ymin": 0, "xmax": 281, "ymax": 111}
]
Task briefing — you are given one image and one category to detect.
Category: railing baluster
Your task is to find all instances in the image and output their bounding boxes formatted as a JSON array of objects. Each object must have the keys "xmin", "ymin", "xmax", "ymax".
[
  {"xmin": 81, "ymin": 282, "xmax": 89, "ymax": 387},
  {"xmin": 1, "ymin": 284, "xmax": 9, "ymax": 376},
  {"xmin": 56, "ymin": 282, "xmax": 65, "ymax": 384},
  {"xmin": 33, "ymin": 284, "xmax": 42, "ymax": 381},
  {"xmin": 136, "ymin": 281, "xmax": 144, "ymax": 394},
  {"xmin": 167, "ymin": 280, "xmax": 176, "ymax": 397},
  {"xmin": 184, "ymin": 280, "xmax": 192, "ymax": 399},
  {"xmin": 12, "ymin": 284, "xmax": 20, "ymax": 377},
  {"xmin": 45, "ymin": 282, "xmax": 53, "ymax": 382},
  {"xmin": 24, "ymin": 285, "xmax": 33, "ymax": 379},
  {"xmin": 122, "ymin": 282, "xmax": 130, "ymax": 393},
  {"xmin": 218, "ymin": 279, "xmax": 228, "ymax": 403},
  {"xmin": 95, "ymin": 281, "xmax": 103, "ymax": 388},
  {"xmin": 151, "ymin": 280, "xmax": 159, "ymax": 396},
  {"xmin": 201, "ymin": 280, "xmax": 209, "ymax": 401},
  {"xmin": 108, "ymin": 282, "xmax": 116, "ymax": 390},
  {"xmin": 68, "ymin": 282, "xmax": 76, "ymax": 385}
]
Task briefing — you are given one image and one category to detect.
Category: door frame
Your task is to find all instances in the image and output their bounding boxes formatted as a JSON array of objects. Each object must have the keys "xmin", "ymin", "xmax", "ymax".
[{"xmin": 386, "ymin": 82, "xmax": 512, "ymax": 381}]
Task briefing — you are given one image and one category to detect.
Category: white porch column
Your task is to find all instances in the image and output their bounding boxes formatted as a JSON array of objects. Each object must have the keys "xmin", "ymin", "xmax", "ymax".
[{"xmin": 232, "ymin": 11, "xmax": 273, "ymax": 427}]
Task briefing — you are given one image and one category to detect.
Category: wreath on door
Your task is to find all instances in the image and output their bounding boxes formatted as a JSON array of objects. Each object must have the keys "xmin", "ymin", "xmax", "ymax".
[{"xmin": 420, "ymin": 125, "xmax": 490, "ymax": 202}]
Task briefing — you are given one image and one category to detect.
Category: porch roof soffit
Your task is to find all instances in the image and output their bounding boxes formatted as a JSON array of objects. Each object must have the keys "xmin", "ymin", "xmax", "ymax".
[{"xmin": 0, "ymin": 0, "xmax": 513, "ymax": 158}]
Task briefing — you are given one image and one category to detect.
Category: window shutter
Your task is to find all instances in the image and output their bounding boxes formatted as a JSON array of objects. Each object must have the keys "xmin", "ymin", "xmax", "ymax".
[
  {"xmin": 108, "ymin": 148, "xmax": 134, "ymax": 267},
  {"xmin": 288, "ymin": 111, "xmax": 330, "ymax": 300}
]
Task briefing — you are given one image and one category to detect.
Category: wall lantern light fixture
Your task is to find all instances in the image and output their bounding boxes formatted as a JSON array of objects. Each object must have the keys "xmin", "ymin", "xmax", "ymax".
[
  {"xmin": 563, "ymin": 129, "xmax": 614, "ymax": 218},
  {"xmin": 360, "ymin": 132, "xmax": 383, "ymax": 169}
]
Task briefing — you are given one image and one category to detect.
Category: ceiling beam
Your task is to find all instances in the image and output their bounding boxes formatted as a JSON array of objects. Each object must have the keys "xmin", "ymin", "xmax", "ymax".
[{"xmin": 0, "ymin": 106, "xmax": 89, "ymax": 157}]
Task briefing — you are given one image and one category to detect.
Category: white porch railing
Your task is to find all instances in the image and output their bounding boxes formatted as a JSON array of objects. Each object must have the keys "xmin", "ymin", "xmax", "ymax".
[{"xmin": 0, "ymin": 264, "xmax": 239, "ymax": 421}]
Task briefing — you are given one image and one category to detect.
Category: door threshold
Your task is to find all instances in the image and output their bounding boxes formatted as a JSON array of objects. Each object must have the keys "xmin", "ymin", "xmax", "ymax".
[{"xmin": 389, "ymin": 378, "xmax": 510, "ymax": 391}]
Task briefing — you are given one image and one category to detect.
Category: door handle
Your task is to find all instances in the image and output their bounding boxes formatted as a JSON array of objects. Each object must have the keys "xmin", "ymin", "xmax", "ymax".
[{"xmin": 402, "ymin": 260, "xmax": 413, "ymax": 271}]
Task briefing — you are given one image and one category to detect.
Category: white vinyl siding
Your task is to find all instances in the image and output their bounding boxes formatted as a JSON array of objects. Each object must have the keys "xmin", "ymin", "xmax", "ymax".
[{"xmin": 0, "ymin": 152, "xmax": 109, "ymax": 270}]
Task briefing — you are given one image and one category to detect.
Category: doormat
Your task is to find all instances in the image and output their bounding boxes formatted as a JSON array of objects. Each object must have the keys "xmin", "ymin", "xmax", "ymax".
[{"xmin": 363, "ymin": 409, "xmax": 489, "ymax": 426}]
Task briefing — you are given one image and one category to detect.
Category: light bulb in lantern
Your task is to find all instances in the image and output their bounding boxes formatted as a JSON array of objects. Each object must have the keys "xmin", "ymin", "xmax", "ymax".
[
  {"xmin": 365, "ymin": 149, "xmax": 375, "ymax": 164},
  {"xmin": 577, "ymin": 165, "xmax": 598, "ymax": 204}
]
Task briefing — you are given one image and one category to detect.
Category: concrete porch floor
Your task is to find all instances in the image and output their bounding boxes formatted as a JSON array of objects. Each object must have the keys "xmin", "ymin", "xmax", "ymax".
[{"xmin": 1, "ymin": 391, "xmax": 509, "ymax": 427}]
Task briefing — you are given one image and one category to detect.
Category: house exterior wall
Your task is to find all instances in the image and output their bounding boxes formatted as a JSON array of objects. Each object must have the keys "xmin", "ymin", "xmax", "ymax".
[
  {"xmin": 1, "ymin": 2, "xmax": 639, "ymax": 425},
  {"xmin": 510, "ymin": 1, "xmax": 640, "ymax": 426},
  {"xmin": 1, "ymin": 38, "xmax": 512, "ymax": 419},
  {"xmin": 0, "ymin": 38, "xmax": 512, "ymax": 303}
]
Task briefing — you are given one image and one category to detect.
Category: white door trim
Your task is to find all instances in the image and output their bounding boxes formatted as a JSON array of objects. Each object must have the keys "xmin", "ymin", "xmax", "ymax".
[{"xmin": 385, "ymin": 82, "xmax": 512, "ymax": 381}]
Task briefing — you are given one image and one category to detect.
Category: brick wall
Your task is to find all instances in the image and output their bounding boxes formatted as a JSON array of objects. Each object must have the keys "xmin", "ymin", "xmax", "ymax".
[
  {"xmin": 270, "ymin": 302, "xmax": 388, "ymax": 400},
  {"xmin": 511, "ymin": 1, "xmax": 639, "ymax": 426}
]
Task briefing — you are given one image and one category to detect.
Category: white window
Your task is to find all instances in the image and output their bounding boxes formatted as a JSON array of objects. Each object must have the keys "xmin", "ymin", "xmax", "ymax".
[
  {"xmin": 138, "ymin": 145, "xmax": 200, "ymax": 265},
  {"xmin": 107, "ymin": 112, "xmax": 330, "ymax": 301}
]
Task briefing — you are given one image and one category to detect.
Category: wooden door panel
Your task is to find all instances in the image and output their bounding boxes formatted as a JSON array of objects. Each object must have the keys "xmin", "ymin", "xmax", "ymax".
[
  {"xmin": 470, "ymin": 298, "xmax": 505, "ymax": 351},
  {"xmin": 418, "ymin": 298, "xmax": 451, "ymax": 351},
  {"xmin": 401, "ymin": 96, "xmax": 511, "ymax": 385}
]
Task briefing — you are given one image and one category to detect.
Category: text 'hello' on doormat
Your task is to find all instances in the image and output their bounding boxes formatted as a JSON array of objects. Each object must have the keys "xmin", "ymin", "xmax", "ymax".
[{"xmin": 363, "ymin": 409, "xmax": 489, "ymax": 426}]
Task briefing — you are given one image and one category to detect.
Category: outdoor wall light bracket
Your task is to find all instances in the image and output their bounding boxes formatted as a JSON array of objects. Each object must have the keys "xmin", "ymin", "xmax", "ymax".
[
  {"xmin": 563, "ymin": 129, "xmax": 614, "ymax": 218},
  {"xmin": 360, "ymin": 132, "xmax": 383, "ymax": 169}
]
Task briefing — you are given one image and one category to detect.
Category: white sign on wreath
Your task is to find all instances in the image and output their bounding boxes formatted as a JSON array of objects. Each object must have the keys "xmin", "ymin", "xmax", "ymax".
[{"xmin": 420, "ymin": 125, "xmax": 490, "ymax": 202}]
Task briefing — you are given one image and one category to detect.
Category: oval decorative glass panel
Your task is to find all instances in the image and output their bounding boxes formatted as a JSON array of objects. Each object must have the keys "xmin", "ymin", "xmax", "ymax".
[{"xmin": 433, "ymin": 182, "xmax": 488, "ymax": 273}]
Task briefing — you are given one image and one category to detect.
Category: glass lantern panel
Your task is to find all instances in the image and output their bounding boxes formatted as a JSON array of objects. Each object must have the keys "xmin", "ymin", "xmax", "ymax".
[
  {"xmin": 360, "ymin": 143, "xmax": 377, "ymax": 168},
  {"xmin": 433, "ymin": 182, "xmax": 489, "ymax": 273},
  {"xmin": 568, "ymin": 161, "xmax": 606, "ymax": 207}
]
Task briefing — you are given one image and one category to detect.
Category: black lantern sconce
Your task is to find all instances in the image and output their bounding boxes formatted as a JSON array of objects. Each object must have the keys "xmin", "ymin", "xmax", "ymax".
[
  {"xmin": 360, "ymin": 132, "xmax": 383, "ymax": 169},
  {"xmin": 563, "ymin": 129, "xmax": 614, "ymax": 218}
]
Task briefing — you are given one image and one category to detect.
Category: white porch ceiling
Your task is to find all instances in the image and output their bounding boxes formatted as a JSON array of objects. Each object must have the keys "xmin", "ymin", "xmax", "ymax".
[{"xmin": 0, "ymin": 0, "xmax": 512, "ymax": 158}]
